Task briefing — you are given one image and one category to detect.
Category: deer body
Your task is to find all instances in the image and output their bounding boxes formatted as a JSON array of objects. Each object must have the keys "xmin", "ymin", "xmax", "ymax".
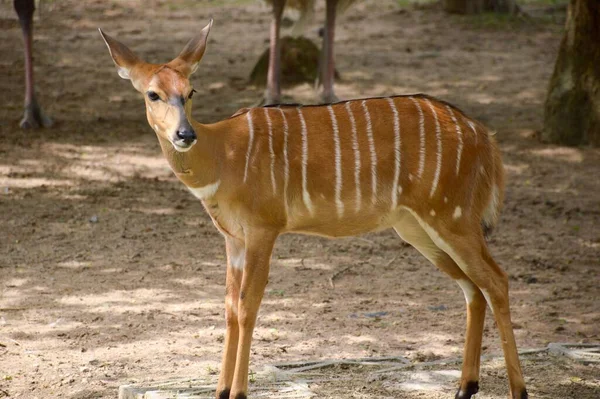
[{"xmin": 100, "ymin": 22, "xmax": 527, "ymax": 399}]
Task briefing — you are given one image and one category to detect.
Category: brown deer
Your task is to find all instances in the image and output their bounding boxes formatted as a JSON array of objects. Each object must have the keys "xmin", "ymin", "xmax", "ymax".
[
  {"xmin": 99, "ymin": 21, "xmax": 528, "ymax": 399},
  {"xmin": 264, "ymin": 0, "xmax": 356, "ymax": 104}
]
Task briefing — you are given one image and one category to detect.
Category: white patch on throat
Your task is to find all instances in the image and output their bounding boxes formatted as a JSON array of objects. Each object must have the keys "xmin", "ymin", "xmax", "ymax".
[{"xmin": 188, "ymin": 180, "xmax": 221, "ymax": 200}]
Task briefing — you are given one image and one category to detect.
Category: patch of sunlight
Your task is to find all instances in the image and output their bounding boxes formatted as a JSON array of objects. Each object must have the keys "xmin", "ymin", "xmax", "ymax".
[
  {"xmin": 133, "ymin": 206, "xmax": 178, "ymax": 215},
  {"xmin": 577, "ymin": 238, "xmax": 600, "ymax": 249},
  {"xmin": 171, "ymin": 278, "xmax": 206, "ymax": 287},
  {"xmin": 5, "ymin": 278, "xmax": 28, "ymax": 287},
  {"xmin": 59, "ymin": 288, "xmax": 173, "ymax": 306},
  {"xmin": 393, "ymin": 370, "xmax": 461, "ymax": 392},
  {"xmin": 261, "ymin": 311, "xmax": 305, "ymax": 323},
  {"xmin": 0, "ymin": 177, "xmax": 73, "ymax": 188},
  {"xmin": 476, "ymin": 74, "xmax": 502, "ymax": 82},
  {"xmin": 344, "ymin": 335, "xmax": 378, "ymax": 344},
  {"xmin": 468, "ymin": 93, "xmax": 495, "ymax": 105},
  {"xmin": 530, "ymin": 147, "xmax": 583, "ymax": 163},
  {"xmin": 516, "ymin": 88, "xmax": 543, "ymax": 102},
  {"xmin": 57, "ymin": 260, "xmax": 91, "ymax": 269},
  {"xmin": 504, "ymin": 162, "xmax": 530, "ymax": 175},
  {"xmin": 99, "ymin": 268, "xmax": 125, "ymax": 274}
]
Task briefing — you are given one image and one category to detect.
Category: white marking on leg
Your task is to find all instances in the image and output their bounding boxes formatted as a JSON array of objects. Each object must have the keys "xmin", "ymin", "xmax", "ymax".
[
  {"xmin": 328, "ymin": 105, "xmax": 344, "ymax": 218},
  {"xmin": 225, "ymin": 297, "xmax": 237, "ymax": 315},
  {"xmin": 264, "ymin": 108, "xmax": 277, "ymax": 195},
  {"xmin": 481, "ymin": 289, "xmax": 495, "ymax": 315},
  {"xmin": 404, "ymin": 209, "xmax": 495, "ymax": 314},
  {"xmin": 243, "ymin": 111, "xmax": 255, "ymax": 183},
  {"xmin": 445, "ymin": 106, "xmax": 463, "ymax": 176},
  {"xmin": 278, "ymin": 108, "xmax": 290, "ymax": 216},
  {"xmin": 410, "ymin": 97, "xmax": 426, "ymax": 179},
  {"xmin": 456, "ymin": 279, "xmax": 476, "ymax": 305},
  {"xmin": 398, "ymin": 185, "xmax": 403, "ymax": 195},
  {"xmin": 387, "ymin": 98, "xmax": 401, "ymax": 210},
  {"xmin": 482, "ymin": 184, "xmax": 500, "ymax": 227},
  {"xmin": 444, "ymin": 196, "xmax": 448, "ymax": 204},
  {"xmin": 188, "ymin": 180, "xmax": 221, "ymax": 200},
  {"xmin": 229, "ymin": 247, "xmax": 245, "ymax": 271},
  {"xmin": 430, "ymin": 209, "xmax": 436, "ymax": 217},
  {"xmin": 345, "ymin": 102, "xmax": 362, "ymax": 212},
  {"xmin": 453, "ymin": 206, "xmax": 462, "ymax": 220},
  {"xmin": 362, "ymin": 100, "xmax": 378, "ymax": 205},
  {"xmin": 153, "ymin": 124, "xmax": 159, "ymax": 132},
  {"xmin": 424, "ymin": 99, "xmax": 442, "ymax": 198},
  {"xmin": 298, "ymin": 107, "xmax": 313, "ymax": 215}
]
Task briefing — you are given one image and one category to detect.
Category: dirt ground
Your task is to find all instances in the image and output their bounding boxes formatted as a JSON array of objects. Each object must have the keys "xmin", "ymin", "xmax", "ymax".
[{"xmin": 1, "ymin": 1, "xmax": 599, "ymax": 398}]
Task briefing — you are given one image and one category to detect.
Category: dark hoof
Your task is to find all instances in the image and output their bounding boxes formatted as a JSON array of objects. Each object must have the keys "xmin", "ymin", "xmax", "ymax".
[
  {"xmin": 20, "ymin": 102, "xmax": 53, "ymax": 129},
  {"xmin": 515, "ymin": 389, "xmax": 528, "ymax": 399},
  {"xmin": 218, "ymin": 388, "xmax": 230, "ymax": 399},
  {"xmin": 455, "ymin": 381, "xmax": 479, "ymax": 399}
]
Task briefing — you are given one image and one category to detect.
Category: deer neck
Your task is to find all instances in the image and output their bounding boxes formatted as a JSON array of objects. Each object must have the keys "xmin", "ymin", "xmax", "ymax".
[{"xmin": 156, "ymin": 120, "xmax": 223, "ymax": 195}]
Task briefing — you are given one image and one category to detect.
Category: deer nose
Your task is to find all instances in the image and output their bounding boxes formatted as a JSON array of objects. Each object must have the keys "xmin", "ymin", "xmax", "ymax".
[{"xmin": 176, "ymin": 128, "xmax": 196, "ymax": 145}]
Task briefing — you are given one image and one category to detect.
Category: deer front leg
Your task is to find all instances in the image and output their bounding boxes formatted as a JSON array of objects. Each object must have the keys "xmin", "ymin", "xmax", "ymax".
[
  {"xmin": 265, "ymin": 0, "xmax": 286, "ymax": 105},
  {"xmin": 229, "ymin": 229, "xmax": 278, "ymax": 399},
  {"xmin": 216, "ymin": 236, "xmax": 245, "ymax": 399}
]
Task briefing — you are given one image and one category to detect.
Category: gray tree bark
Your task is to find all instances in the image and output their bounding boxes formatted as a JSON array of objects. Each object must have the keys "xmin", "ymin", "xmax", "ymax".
[{"xmin": 543, "ymin": 0, "xmax": 600, "ymax": 146}]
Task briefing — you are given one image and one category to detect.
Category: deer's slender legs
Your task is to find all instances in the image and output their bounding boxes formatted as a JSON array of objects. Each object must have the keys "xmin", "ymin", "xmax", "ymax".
[
  {"xmin": 421, "ymin": 220, "xmax": 528, "ymax": 399},
  {"xmin": 229, "ymin": 229, "xmax": 278, "ymax": 399},
  {"xmin": 13, "ymin": 0, "xmax": 52, "ymax": 129},
  {"xmin": 216, "ymin": 236, "xmax": 245, "ymax": 399},
  {"xmin": 393, "ymin": 212, "xmax": 486, "ymax": 398},
  {"xmin": 319, "ymin": 0, "xmax": 339, "ymax": 103},
  {"xmin": 265, "ymin": 0, "xmax": 286, "ymax": 105}
]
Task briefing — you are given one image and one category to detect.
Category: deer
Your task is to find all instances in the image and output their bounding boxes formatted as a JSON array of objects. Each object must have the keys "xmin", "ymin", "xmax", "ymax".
[
  {"xmin": 263, "ymin": 0, "xmax": 356, "ymax": 104},
  {"xmin": 13, "ymin": 0, "xmax": 52, "ymax": 129},
  {"xmin": 99, "ymin": 20, "xmax": 528, "ymax": 399}
]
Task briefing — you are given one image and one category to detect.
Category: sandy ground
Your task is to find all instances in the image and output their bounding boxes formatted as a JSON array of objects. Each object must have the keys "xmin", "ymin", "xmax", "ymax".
[{"xmin": 0, "ymin": 1, "xmax": 599, "ymax": 398}]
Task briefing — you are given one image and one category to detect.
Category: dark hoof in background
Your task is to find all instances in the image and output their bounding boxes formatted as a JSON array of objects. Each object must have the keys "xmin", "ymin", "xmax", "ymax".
[
  {"xmin": 516, "ymin": 389, "xmax": 528, "ymax": 399},
  {"xmin": 20, "ymin": 102, "xmax": 53, "ymax": 129},
  {"xmin": 218, "ymin": 388, "xmax": 230, "ymax": 399},
  {"xmin": 455, "ymin": 381, "xmax": 479, "ymax": 399}
]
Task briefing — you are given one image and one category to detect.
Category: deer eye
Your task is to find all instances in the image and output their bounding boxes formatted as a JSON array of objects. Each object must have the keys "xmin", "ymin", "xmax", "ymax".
[
  {"xmin": 188, "ymin": 89, "xmax": 196, "ymax": 99},
  {"xmin": 147, "ymin": 91, "xmax": 160, "ymax": 102}
]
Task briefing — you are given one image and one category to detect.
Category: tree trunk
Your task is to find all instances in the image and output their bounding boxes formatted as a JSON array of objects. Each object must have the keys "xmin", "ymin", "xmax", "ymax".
[
  {"xmin": 443, "ymin": 0, "xmax": 518, "ymax": 14},
  {"xmin": 543, "ymin": 0, "xmax": 600, "ymax": 146}
]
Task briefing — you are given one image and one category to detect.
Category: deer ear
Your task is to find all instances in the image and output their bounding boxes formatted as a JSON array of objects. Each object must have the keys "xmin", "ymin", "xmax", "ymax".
[
  {"xmin": 98, "ymin": 29, "xmax": 141, "ymax": 80},
  {"xmin": 169, "ymin": 20, "xmax": 213, "ymax": 76}
]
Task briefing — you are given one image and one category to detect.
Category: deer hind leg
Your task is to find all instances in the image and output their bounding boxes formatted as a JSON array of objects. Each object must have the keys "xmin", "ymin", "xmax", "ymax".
[
  {"xmin": 413, "ymin": 216, "xmax": 528, "ymax": 399},
  {"xmin": 216, "ymin": 235, "xmax": 245, "ymax": 399},
  {"xmin": 319, "ymin": 0, "xmax": 339, "ymax": 103},
  {"xmin": 393, "ymin": 212, "xmax": 486, "ymax": 398}
]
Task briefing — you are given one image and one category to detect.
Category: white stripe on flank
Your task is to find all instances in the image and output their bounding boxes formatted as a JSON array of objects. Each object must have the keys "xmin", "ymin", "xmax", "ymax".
[
  {"xmin": 264, "ymin": 108, "xmax": 277, "ymax": 195},
  {"xmin": 243, "ymin": 111, "xmax": 255, "ymax": 183},
  {"xmin": 424, "ymin": 99, "xmax": 442, "ymax": 198},
  {"xmin": 278, "ymin": 108, "xmax": 290, "ymax": 216},
  {"xmin": 362, "ymin": 100, "xmax": 378, "ymax": 205},
  {"xmin": 468, "ymin": 120, "xmax": 478, "ymax": 145},
  {"xmin": 410, "ymin": 97, "xmax": 426, "ymax": 179},
  {"xmin": 297, "ymin": 108, "xmax": 313, "ymax": 215},
  {"xmin": 445, "ymin": 105, "xmax": 463, "ymax": 176},
  {"xmin": 328, "ymin": 105, "xmax": 344, "ymax": 218},
  {"xmin": 387, "ymin": 98, "xmax": 401, "ymax": 210},
  {"xmin": 345, "ymin": 102, "xmax": 362, "ymax": 212}
]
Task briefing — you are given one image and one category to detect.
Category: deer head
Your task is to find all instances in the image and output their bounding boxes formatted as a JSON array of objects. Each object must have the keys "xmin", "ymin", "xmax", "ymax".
[{"xmin": 99, "ymin": 20, "xmax": 212, "ymax": 152}]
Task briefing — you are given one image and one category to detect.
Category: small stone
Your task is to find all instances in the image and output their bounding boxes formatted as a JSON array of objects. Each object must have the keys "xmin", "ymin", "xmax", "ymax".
[{"xmin": 89, "ymin": 215, "xmax": 99, "ymax": 223}]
